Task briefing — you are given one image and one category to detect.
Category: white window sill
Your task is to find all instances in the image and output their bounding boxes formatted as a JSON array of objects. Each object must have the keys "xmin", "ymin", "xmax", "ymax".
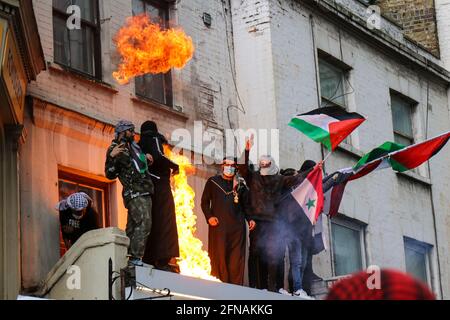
[
  {"xmin": 336, "ymin": 142, "xmax": 365, "ymax": 159},
  {"xmin": 396, "ymin": 170, "xmax": 431, "ymax": 186},
  {"xmin": 47, "ymin": 62, "xmax": 119, "ymax": 94}
]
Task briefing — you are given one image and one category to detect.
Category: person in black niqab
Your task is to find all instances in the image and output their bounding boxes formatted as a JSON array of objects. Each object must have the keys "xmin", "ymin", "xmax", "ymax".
[{"xmin": 139, "ymin": 120, "xmax": 180, "ymax": 272}]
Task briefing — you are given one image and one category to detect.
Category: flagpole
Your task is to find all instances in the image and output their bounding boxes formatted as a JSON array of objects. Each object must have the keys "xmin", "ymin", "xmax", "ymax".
[{"xmin": 322, "ymin": 151, "xmax": 332, "ymax": 163}]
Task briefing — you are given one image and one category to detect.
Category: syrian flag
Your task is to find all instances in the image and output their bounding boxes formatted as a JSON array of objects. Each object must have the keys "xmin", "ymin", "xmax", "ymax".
[
  {"xmin": 322, "ymin": 168, "xmax": 353, "ymax": 218},
  {"xmin": 291, "ymin": 164, "xmax": 324, "ymax": 224},
  {"xmin": 323, "ymin": 181, "xmax": 348, "ymax": 218},
  {"xmin": 289, "ymin": 106, "xmax": 366, "ymax": 151},
  {"xmin": 312, "ymin": 214, "xmax": 328, "ymax": 254},
  {"xmin": 388, "ymin": 131, "xmax": 450, "ymax": 172}
]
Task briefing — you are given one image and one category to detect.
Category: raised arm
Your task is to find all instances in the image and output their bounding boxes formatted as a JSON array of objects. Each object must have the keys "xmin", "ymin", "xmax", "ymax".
[
  {"xmin": 105, "ymin": 143, "xmax": 123, "ymax": 180},
  {"xmin": 237, "ymin": 134, "xmax": 254, "ymax": 182},
  {"xmin": 323, "ymin": 170, "xmax": 353, "ymax": 193},
  {"xmin": 282, "ymin": 167, "xmax": 312, "ymax": 188}
]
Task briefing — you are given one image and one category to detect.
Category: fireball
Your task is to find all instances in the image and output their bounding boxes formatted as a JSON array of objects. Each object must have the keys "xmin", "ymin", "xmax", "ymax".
[
  {"xmin": 113, "ymin": 14, "xmax": 195, "ymax": 84},
  {"xmin": 164, "ymin": 146, "xmax": 220, "ymax": 282}
]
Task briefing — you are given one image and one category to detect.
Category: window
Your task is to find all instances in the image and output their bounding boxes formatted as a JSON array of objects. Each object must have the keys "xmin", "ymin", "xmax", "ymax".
[
  {"xmin": 331, "ymin": 217, "xmax": 366, "ymax": 276},
  {"xmin": 318, "ymin": 58, "xmax": 348, "ymax": 108},
  {"xmin": 404, "ymin": 237, "xmax": 432, "ymax": 285},
  {"xmin": 133, "ymin": 0, "xmax": 173, "ymax": 106},
  {"xmin": 58, "ymin": 169, "xmax": 110, "ymax": 255},
  {"xmin": 391, "ymin": 92, "xmax": 415, "ymax": 146},
  {"xmin": 53, "ymin": 0, "xmax": 101, "ymax": 78}
]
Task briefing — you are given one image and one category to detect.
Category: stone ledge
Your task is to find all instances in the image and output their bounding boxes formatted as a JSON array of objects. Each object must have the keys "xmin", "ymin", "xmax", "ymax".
[
  {"xmin": 336, "ymin": 142, "xmax": 365, "ymax": 159},
  {"xmin": 47, "ymin": 62, "xmax": 119, "ymax": 94},
  {"xmin": 36, "ymin": 227, "xmax": 129, "ymax": 298},
  {"xmin": 131, "ymin": 96, "xmax": 189, "ymax": 121},
  {"xmin": 396, "ymin": 170, "xmax": 432, "ymax": 186}
]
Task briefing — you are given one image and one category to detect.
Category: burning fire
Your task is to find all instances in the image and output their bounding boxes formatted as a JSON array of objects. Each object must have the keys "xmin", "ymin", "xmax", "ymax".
[
  {"xmin": 164, "ymin": 146, "xmax": 220, "ymax": 282},
  {"xmin": 113, "ymin": 14, "xmax": 195, "ymax": 84}
]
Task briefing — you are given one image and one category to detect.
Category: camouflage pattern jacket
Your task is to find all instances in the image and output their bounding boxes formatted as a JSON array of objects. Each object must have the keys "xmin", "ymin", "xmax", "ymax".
[{"xmin": 105, "ymin": 140, "xmax": 154, "ymax": 206}]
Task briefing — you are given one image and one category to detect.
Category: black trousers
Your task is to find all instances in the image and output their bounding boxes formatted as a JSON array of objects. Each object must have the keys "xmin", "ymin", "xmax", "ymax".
[
  {"xmin": 248, "ymin": 222, "xmax": 268, "ymax": 289},
  {"xmin": 248, "ymin": 220, "xmax": 286, "ymax": 292}
]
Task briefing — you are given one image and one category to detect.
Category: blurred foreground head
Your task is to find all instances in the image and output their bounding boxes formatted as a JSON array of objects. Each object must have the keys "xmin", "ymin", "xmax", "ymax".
[{"xmin": 326, "ymin": 269, "xmax": 435, "ymax": 300}]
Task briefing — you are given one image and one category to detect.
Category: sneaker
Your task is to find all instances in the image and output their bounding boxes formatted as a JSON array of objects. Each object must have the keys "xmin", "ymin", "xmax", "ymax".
[
  {"xmin": 128, "ymin": 258, "xmax": 144, "ymax": 267},
  {"xmin": 278, "ymin": 288, "xmax": 291, "ymax": 296},
  {"xmin": 292, "ymin": 289, "xmax": 311, "ymax": 299}
]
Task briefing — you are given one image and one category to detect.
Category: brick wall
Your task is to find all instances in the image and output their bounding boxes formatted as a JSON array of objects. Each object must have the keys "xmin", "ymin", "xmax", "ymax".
[
  {"xmin": 23, "ymin": 0, "xmax": 238, "ymax": 289},
  {"xmin": 435, "ymin": 0, "xmax": 450, "ymax": 71},
  {"xmin": 29, "ymin": 0, "xmax": 238, "ymax": 142},
  {"xmin": 377, "ymin": 0, "xmax": 440, "ymax": 56}
]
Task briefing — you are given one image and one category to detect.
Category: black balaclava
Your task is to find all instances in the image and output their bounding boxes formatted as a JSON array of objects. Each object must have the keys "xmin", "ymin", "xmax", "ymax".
[{"xmin": 299, "ymin": 160, "xmax": 316, "ymax": 173}]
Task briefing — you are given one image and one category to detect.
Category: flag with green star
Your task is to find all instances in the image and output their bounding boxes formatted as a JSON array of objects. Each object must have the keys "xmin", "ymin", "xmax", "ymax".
[{"xmin": 291, "ymin": 164, "xmax": 324, "ymax": 224}]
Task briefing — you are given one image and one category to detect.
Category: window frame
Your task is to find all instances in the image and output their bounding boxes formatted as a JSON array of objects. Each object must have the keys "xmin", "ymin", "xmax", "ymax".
[
  {"xmin": 403, "ymin": 236, "xmax": 432, "ymax": 286},
  {"xmin": 133, "ymin": 0, "xmax": 173, "ymax": 107},
  {"xmin": 57, "ymin": 167, "xmax": 111, "ymax": 256},
  {"xmin": 318, "ymin": 51, "xmax": 352, "ymax": 110},
  {"xmin": 52, "ymin": 0, "xmax": 102, "ymax": 80},
  {"xmin": 390, "ymin": 90, "xmax": 417, "ymax": 146},
  {"xmin": 330, "ymin": 215, "xmax": 367, "ymax": 277}
]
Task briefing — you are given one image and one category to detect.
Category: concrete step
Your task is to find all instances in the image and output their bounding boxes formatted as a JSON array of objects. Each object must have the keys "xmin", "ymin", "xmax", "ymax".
[{"xmin": 311, "ymin": 279, "xmax": 329, "ymax": 300}]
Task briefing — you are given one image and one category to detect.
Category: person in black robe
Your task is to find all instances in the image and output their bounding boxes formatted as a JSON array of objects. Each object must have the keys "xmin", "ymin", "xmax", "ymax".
[
  {"xmin": 139, "ymin": 120, "xmax": 180, "ymax": 272},
  {"xmin": 201, "ymin": 157, "xmax": 255, "ymax": 285}
]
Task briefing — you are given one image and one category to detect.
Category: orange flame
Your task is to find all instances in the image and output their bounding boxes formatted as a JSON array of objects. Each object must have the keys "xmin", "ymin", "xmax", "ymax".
[
  {"xmin": 113, "ymin": 14, "xmax": 195, "ymax": 84},
  {"xmin": 164, "ymin": 146, "xmax": 220, "ymax": 282}
]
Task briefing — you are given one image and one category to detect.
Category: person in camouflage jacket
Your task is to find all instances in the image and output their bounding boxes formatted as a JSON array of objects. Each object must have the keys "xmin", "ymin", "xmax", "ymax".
[{"xmin": 105, "ymin": 120, "xmax": 154, "ymax": 266}]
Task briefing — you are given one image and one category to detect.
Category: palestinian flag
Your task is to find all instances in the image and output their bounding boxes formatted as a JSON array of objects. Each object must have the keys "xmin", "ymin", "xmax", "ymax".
[
  {"xmin": 351, "ymin": 141, "xmax": 405, "ymax": 180},
  {"xmin": 289, "ymin": 106, "xmax": 366, "ymax": 151},
  {"xmin": 290, "ymin": 164, "xmax": 324, "ymax": 224},
  {"xmin": 324, "ymin": 142, "xmax": 405, "ymax": 217},
  {"xmin": 354, "ymin": 141, "xmax": 405, "ymax": 170},
  {"xmin": 388, "ymin": 131, "xmax": 450, "ymax": 172}
]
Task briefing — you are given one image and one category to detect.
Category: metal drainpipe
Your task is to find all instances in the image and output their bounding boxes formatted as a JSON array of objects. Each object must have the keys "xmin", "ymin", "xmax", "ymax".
[
  {"xmin": 425, "ymin": 80, "xmax": 444, "ymax": 299},
  {"xmin": 309, "ymin": 13, "xmax": 336, "ymax": 277}
]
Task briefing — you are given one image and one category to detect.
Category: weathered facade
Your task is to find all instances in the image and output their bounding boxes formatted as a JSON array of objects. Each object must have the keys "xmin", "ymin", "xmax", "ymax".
[
  {"xmin": 21, "ymin": 0, "xmax": 235, "ymax": 293},
  {"xmin": 232, "ymin": 0, "xmax": 450, "ymax": 298},
  {"xmin": 11, "ymin": 0, "xmax": 450, "ymax": 299},
  {"xmin": 0, "ymin": 0, "xmax": 45, "ymax": 300},
  {"xmin": 378, "ymin": 0, "xmax": 440, "ymax": 56}
]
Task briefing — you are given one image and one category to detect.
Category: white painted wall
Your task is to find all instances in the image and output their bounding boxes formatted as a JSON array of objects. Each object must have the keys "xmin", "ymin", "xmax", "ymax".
[{"xmin": 233, "ymin": 0, "xmax": 450, "ymax": 298}]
